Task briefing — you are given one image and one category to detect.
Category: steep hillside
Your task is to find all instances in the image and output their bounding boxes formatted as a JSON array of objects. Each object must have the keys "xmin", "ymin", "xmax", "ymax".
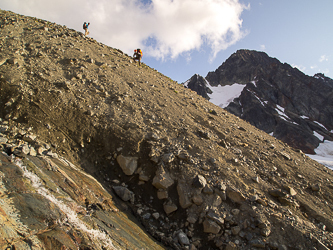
[
  {"xmin": 1, "ymin": 10, "xmax": 333, "ymax": 250},
  {"xmin": 184, "ymin": 50, "xmax": 333, "ymax": 155}
]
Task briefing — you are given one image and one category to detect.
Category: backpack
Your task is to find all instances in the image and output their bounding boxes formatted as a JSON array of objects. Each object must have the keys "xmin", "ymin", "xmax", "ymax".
[{"xmin": 137, "ymin": 48, "xmax": 142, "ymax": 56}]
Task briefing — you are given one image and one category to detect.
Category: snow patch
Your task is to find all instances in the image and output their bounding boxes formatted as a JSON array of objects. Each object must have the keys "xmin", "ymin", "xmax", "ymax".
[
  {"xmin": 313, "ymin": 121, "xmax": 327, "ymax": 130},
  {"xmin": 313, "ymin": 131, "xmax": 324, "ymax": 141},
  {"xmin": 207, "ymin": 83, "xmax": 246, "ymax": 108},
  {"xmin": 307, "ymin": 140, "xmax": 333, "ymax": 170}
]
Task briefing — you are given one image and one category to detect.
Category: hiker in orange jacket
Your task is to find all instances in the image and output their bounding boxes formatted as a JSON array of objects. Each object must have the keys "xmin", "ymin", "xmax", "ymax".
[{"xmin": 133, "ymin": 48, "xmax": 142, "ymax": 66}]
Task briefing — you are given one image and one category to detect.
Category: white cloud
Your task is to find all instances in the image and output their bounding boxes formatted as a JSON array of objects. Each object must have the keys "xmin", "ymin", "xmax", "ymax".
[
  {"xmin": 319, "ymin": 55, "xmax": 329, "ymax": 62},
  {"xmin": 260, "ymin": 44, "xmax": 266, "ymax": 51},
  {"xmin": 0, "ymin": 0, "xmax": 248, "ymax": 61}
]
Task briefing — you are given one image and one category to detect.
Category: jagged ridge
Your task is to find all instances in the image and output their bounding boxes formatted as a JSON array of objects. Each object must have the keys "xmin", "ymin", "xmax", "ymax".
[{"xmin": 184, "ymin": 49, "xmax": 333, "ymax": 154}]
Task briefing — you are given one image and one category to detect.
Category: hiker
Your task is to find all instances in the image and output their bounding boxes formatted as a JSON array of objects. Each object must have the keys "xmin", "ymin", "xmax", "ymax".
[
  {"xmin": 133, "ymin": 48, "xmax": 143, "ymax": 66},
  {"xmin": 83, "ymin": 22, "xmax": 90, "ymax": 36}
]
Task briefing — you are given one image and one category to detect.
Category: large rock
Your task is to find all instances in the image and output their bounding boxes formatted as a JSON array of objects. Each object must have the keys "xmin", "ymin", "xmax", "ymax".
[
  {"xmin": 152, "ymin": 166, "xmax": 174, "ymax": 189},
  {"xmin": 116, "ymin": 155, "xmax": 138, "ymax": 175},
  {"xmin": 177, "ymin": 180, "xmax": 193, "ymax": 209}
]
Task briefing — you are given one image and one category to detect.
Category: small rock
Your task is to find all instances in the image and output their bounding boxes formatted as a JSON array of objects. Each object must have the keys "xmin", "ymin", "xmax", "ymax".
[
  {"xmin": 231, "ymin": 226, "xmax": 241, "ymax": 235},
  {"xmin": 269, "ymin": 189, "xmax": 286, "ymax": 198},
  {"xmin": 207, "ymin": 212, "xmax": 224, "ymax": 226},
  {"xmin": 157, "ymin": 189, "xmax": 168, "ymax": 200},
  {"xmin": 178, "ymin": 231, "xmax": 190, "ymax": 246},
  {"xmin": 261, "ymin": 227, "xmax": 271, "ymax": 237},
  {"xmin": 192, "ymin": 175, "xmax": 207, "ymax": 188},
  {"xmin": 192, "ymin": 194, "xmax": 203, "ymax": 205},
  {"xmin": 162, "ymin": 153, "xmax": 175, "ymax": 163},
  {"xmin": 152, "ymin": 212, "xmax": 160, "ymax": 219},
  {"xmin": 227, "ymin": 188, "xmax": 246, "ymax": 203},
  {"xmin": 112, "ymin": 186, "xmax": 135, "ymax": 203},
  {"xmin": 311, "ymin": 184, "xmax": 321, "ymax": 192},
  {"xmin": 250, "ymin": 238, "xmax": 266, "ymax": 248},
  {"xmin": 203, "ymin": 219, "xmax": 221, "ymax": 234},
  {"xmin": 225, "ymin": 242, "xmax": 238, "ymax": 250},
  {"xmin": 152, "ymin": 166, "xmax": 174, "ymax": 189},
  {"xmin": 163, "ymin": 201, "xmax": 178, "ymax": 215}
]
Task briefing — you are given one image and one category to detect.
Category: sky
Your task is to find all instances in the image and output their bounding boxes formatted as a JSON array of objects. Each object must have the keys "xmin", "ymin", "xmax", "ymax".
[{"xmin": 0, "ymin": 0, "xmax": 332, "ymax": 83}]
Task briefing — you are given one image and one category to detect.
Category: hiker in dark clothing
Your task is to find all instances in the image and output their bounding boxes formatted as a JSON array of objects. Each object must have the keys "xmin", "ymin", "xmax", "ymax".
[
  {"xmin": 133, "ymin": 48, "xmax": 142, "ymax": 66},
  {"xmin": 83, "ymin": 22, "xmax": 90, "ymax": 36}
]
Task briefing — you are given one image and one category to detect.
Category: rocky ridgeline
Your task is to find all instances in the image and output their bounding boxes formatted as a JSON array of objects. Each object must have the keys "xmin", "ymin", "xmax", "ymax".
[
  {"xmin": 185, "ymin": 50, "xmax": 333, "ymax": 154},
  {"xmin": 1, "ymin": 9, "xmax": 333, "ymax": 250}
]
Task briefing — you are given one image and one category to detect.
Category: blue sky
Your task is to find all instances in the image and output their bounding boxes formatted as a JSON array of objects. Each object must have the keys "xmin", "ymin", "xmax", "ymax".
[{"xmin": 1, "ymin": 0, "xmax": 332, "ymax": 83}]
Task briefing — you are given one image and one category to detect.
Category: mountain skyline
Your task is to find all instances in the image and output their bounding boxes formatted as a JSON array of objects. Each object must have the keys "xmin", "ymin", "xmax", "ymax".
[
  {"xmin": 0, "ymin": 0, "xmax": 332, "ymax": 83},
  {"xmin": 182, "ymin": 50, "xmax": 333, "ymax": 170}
]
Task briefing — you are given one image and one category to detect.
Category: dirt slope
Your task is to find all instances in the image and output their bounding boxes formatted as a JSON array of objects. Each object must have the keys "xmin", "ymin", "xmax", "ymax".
[{"xmin": 1, "ymin": 9, "xmax": 333, "ymax": 250}]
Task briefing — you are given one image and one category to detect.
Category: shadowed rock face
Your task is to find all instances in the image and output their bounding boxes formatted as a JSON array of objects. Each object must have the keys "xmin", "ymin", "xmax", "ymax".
[
  {"xmin": 1, "ymin": 10, "xmax": 333, "ymax": 250},
  {"xmin": 185, "ymin": 50, "xmax": 333, "ymax": 154},
  {"xmin": 0, "ymin": 143, "xmax": 165, "ymax": 250}
]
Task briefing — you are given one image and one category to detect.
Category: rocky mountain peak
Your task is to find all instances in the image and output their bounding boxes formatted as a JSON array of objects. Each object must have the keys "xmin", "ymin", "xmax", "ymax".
[
  {"xmin": 1, "ymin": 10, "xmax": 333, "ymax": 250},
  {"xmin": 206, "ymin": 50, "xmax": 284, "ymax": 86},
  {"xmin": 184, "ymin": 49, "xmax": 333, "ymax": 154}
]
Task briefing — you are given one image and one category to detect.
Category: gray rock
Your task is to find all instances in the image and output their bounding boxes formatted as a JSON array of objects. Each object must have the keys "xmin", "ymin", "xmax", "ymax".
[
  {"xmin": 112, "ymin": 186, "xmax": 135, "ymax": 203},
  {"xmin": 250, "ymin": 238, "xmax": 266, "ymax": 248},
  {"xmin": 177, "ymin": 180, "xmax": 192, "ymax": 209},
  {"xmin": 178, "ymin": 231, "xmax": 190, "ymax": 246}
]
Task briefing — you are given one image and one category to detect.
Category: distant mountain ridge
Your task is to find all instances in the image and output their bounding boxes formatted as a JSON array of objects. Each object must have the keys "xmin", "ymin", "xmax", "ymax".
[{"xmin": 183, "ymin": 50, "xmax": 333, "ymax": 154}]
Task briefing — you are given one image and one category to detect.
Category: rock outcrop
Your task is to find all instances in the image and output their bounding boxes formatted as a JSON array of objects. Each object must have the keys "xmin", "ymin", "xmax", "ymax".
[{"xmin": 1, "ymin": 10, "xmax": 333, "ymax": 250}]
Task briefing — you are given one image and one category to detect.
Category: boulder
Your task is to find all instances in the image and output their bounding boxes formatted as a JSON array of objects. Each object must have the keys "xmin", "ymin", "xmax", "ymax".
[{"xmin": 116, "ymin": 155, "xmax": 138, "ymax": 175}]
